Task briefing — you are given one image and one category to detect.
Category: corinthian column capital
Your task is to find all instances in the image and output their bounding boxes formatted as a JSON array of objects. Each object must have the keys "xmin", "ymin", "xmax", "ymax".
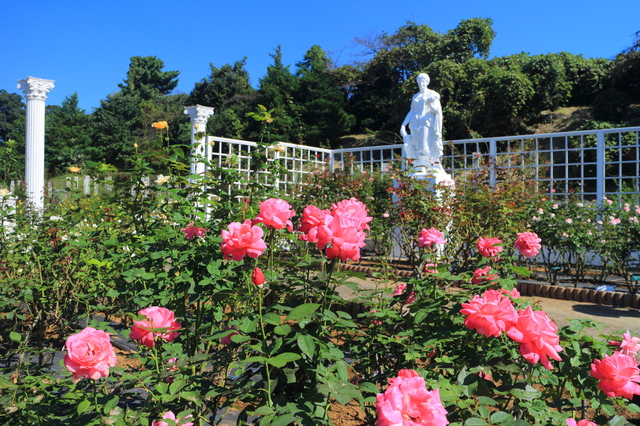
[
  {"xmin": 17, "ymin": 76, "xmax": 55, "ymax": 101},
  {"xmin": 184, "ymin": 105, "xmax": 215, "ymax": 127}
]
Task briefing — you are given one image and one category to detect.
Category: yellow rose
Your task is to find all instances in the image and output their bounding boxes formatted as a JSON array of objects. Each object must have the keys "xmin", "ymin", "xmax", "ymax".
[
  {"xmin": 69, "ymin": 166, "xmax": 81, "ymax": 173},
  {"xmin": 151, "ymin": 121, "xmax": 168, "ymax": 129},
  {"xmin": 0, "ymin": 188, "xmax": 11, "ymax": 197}
]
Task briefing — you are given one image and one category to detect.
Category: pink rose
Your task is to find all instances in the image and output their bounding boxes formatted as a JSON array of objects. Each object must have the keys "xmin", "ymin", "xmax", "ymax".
[
  {"xmin": 424, "ymin": 263, "xmax": 438, "ymax": 274},
  {"xmin": 506, "ymin": 307, "xmax": 563, "ymax": 369},
  {"xmin": 153, "ymin": 411, "xmax": 194, "ymax": 426},
  {"xmin": 130, "ymin": 306, "xmax": 181, "ymax": 348},
  {"xmin": 315, "ymin": 213, "xmax": 366, "ymax": 261},
  {"xmin": 590, "ymin": 352, "xmax": 640, "ymax": 399},
  {"xmin": 331, "ymin": 197, "xmax": 372, "ymax": 230},
  {"xmin": 460, "ymin": 290, "xmax": 518, "ymax": 337},
  {"xmin": 405, "ymin": 290, "xmax": 416, "ymax": 304},
  {"xmin": 298, "ymin": 205, "xmax": 331, "ymax": 242},
  {"xmin": 566, "ymin": 419, "xmax": 596, "ymax": 426},
  {"xmin": 64, "ymin": 327, "xmax": 117, "ymax": 380},
  {"xmin": 476, "ymin": 237, "xmax": 503, "ymax": 258},
  {"xmin": 418, "ymin": 227, "xmax": 445, "ymax": 249},
  {"xmin": 376, "ymin": 369, "xmax": 448, "ymax": 426},
  {"xmin": 393, "ymin": 283, "xmax": 407, "ymax": 296},
  {"xmin": 253, "ymin": 198, "xmax": 295, "ymax": 231},
  {"xmin": 500, "ymin": 287, "xmax": 521, "ymax": 298},
  {"xmin": 514, "ymin": 232, "xmax": 542, "ymax": 258},
  {"xmin": 610, "ymin": 330, "xmax": 640, "ymax": 357},
  {"xmin": 470, "ymin": 266, "xmax": 498, "ymax": 285},
  {"xmin": 181, "ymin": 222, "xmax": 206, "ymax": 240},
  {"xmin": 221, "ymin": 220, "xmax": 267, "ymax": 261},
  {"xmin": 252, "ymin": 267, "xmax": 265, "ymax": 287}
]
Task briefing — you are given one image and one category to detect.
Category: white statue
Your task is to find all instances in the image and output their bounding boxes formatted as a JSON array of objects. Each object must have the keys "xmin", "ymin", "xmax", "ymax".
[{"xmin": 400, "ymin": 73, "xmax": 446, "ymax": 176}]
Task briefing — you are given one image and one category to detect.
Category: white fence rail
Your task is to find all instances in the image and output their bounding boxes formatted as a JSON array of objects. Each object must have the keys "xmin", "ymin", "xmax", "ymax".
[{"xmin": 442, "ymin": 127, "xmax": 640, "ymax": 206}]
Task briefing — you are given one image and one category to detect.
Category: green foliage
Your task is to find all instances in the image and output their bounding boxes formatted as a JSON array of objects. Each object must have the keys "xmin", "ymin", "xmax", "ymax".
[
  {"xmin": 295, "ymin": 45, "xmax": 356, "ymax": 146},
  {"xmin": 118, "ymin": 56, "xmax": 180, "ymax": 100},
  {"xmin": 45, "ymin": 93, "xmax": 93, "ymax": 173},
  {"xmin": 189, "ymin": 58, "xmax": 256, "ymax": 139}
]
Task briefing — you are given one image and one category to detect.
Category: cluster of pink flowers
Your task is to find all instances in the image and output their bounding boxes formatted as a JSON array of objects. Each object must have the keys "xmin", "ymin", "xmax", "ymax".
[
  {"xmin": 461, "ymin": 290, "xmax": 563, "ymax": 369},
  {"xmin": 590, "ymin": 330, "xmax": 640, "ymax": 399},
  {"xmin": 376, "ymin": 369, "xmax": 448, "ymax": 426},
  {"xmin": 298, "ymin": 197, "xmax": 371, "ymax": 261},
  {"xmin": 476, "ymin": 232, "xmax": 541, "ymax": 259},
  {"xmin": 130, "ymin": 306, "xmax": 181, "ymax": 348}
]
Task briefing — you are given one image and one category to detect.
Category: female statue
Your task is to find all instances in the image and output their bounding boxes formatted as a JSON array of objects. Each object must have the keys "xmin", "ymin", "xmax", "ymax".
[{"xmin": 400, "ymin": 73, "xmax": 444, "ymax": 169}]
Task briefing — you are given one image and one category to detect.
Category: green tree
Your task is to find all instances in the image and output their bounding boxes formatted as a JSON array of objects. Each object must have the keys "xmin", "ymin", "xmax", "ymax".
[
  {"xmin": 295, "ymin": 45, "xmax": 355, "ymax": 146},
  {"xmin": 90, "ymin": 56, "xmax": 182, "ymax": 169},
  {"xmin": 0, "ymin": 90, "xmax": 25, "ymax": 145},
  {"xmin": 255, "ymin": 46, "xmax": 303, "ymax": 142},
  {"xmin": 45, "ymin": 93, "xmax": 93, "ymax": 173},
  {"xmin": 118, "ymin": 56, "xmax": 180, "ymax": 100},
  {"xmin": 189, "ymin": 58, "xmax": 256, "ymax": 138}
]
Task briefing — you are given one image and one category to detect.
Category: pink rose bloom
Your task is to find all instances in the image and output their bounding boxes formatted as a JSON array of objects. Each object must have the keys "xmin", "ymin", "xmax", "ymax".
[
  {"xmin": 405, "ymin": 290, "xmax": 416, "ymax": 304},
  {"xmin": 610, "ymin": 330, "xmax": 640, "ymax": 357},
  {"xmin": 253, "ymin": 198, "xmax": 295, "ymax": 231},
  {"xmin": 514, "ymin": 232, "xmax": 542, "ymax": 258},
  {"xmin": 506, "ymin": 307, "xmax": 563, "ymax": 369},
  {"xmin": 376, "ymin": 369, "xmax": 448, "ymax": 426},
  {"xmin": 130, "ymin": 306, "xmax": 181, "ymax": 348},
  {"xmin": 298, "ymin": 205, "xmax": 331, "ymax": 242},
  {"xmin": 590, "ymin": 352, "xmax": 640, "ymax": 399},
  {"xmin": 315, "ymin": 213, "xmax": 367, "ymax": 261},
  {"xmin": 418, "ymin": 227, "xmax": 445, "ymax": 249},
  {"xmin": 393, "ymin": 283, "xmax": 407, "ymax": 296},
  {"xmin": 221, "ymin": 326, "xmax": 239, "ymax": 345},
  {"xmin": 424, "ymin": 263, "xmax": 438, "ymax": 274},
  {"xmin": 332, "ymin": 197, "xmax": 372, "ymax": 230},
  {"xmin": 221, "ymin": 220, "xmax": 267, "ymax": 261},
  {"xmin": 476, "ymin": 237, "xmax": 504, "ymax": 258},
  {"xmin": 566, "ymin": 419, "xmax": 596, "ymax": 426},
  {"xmin": 470, "ymin": 266, "xmax": 498, "ymax": 285},
  {"xmin": 64, "ymin": 327, "xmax": 117, "ymax": 380},
  {"xmin": 153, "ymin": 411, "xmax": 194, "ymax": 426},
  {"xmin": 370, "ymin": 310, "xmax": 384, "ymax": 326},
  {"xmin": 460, "ymin": 290, "xmax": 518, "ymax": 337},
  {"xmin": 500, "ymin": 288, "xmax": 521, "ymax": 298},
  {"xmin": 181, "ymin": 222, "xmax": 206, "ymax": 240}
]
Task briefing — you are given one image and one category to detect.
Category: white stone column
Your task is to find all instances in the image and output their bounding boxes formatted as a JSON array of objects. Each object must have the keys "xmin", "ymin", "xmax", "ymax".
[
  {"xmin": 184, "ymin": 105, "xmax": 214, "ymax": 177},
  {"xmin": 17, "ymin": 76, "xmax": 55, "ymax": 211}
]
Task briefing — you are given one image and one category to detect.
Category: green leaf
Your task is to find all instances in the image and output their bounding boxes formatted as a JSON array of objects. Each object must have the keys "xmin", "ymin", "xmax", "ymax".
[
  {"xmin": 255, "ymin": 406, "xmax": 275, "ymax": 416},
  {"xmin": 508, "ymin": 386, "xmax": 539, "ymax": 400},
  {"xmin": 627, "ymin": 403, "xmax": 640, "ymax": 413},
  {"xmin": 77, "ymin": 399, "xmax": 91, "ymax": 415},
  {"xmin": 602, "ymin": 401, "xmax": 616, "ymax": 416},
  {"xmin": 607, "ymin": 415, "xmax": 629, "ymax": 426},
  {"xmin": 103, "ymin": 396, "xmax": 120, "ymax": 415},
  {"xmin": 286, "ymin": 303, "xmax": 320, "ymax": 321},
  {"xmin": 358, "ymin": 382, "xmax": 380, "ymax": 394},
  {"xmin": 267, "ymin": 352, "xmax": 301, "ymax": 368},
  {"xmin": 297, "ymin": 334, "xmax": 316, "ymax": 359},
  {"xmin": 490, "ymin": 411, "xmax": 513, "ymax": 424},
  {"xmin": 475, "ymin": 396, "xmax": 498, "ymax": 405},
  {"xmin": 272, "ymin": 413, "xmax": 298, "ymax": 426},
  {"xmin": 274, "ymin": 324, "xmax": 291, "ymax": 335},
  {"xmin": 9, "ymin": 331, "xmax": 21, "ymax": 342},
  {"xmin": 169, "ymin": 378, "xmax": 186, "ymax": 395},
  {"xmin": 263, "ymin": 312, "xmax": 281, "ymax": 326},
  {"xmin": 464, "ymin": 418, "xmax": 488, "ymax": 426},
  {"xmin": 230, "ymin": 334, "xmax": 250, "ymax": 343}
]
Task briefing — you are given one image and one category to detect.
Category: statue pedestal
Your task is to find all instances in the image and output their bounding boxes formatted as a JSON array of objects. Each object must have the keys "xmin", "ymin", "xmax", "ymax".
[{"xmin": 410, "ymin": 166, "xmax": 454, "ymax": 189}]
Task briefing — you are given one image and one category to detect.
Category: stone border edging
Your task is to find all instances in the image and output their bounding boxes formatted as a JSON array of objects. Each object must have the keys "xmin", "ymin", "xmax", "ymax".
[{"xmin": 340, "ymin": 264, "xmax": 640, "ymax": 309}]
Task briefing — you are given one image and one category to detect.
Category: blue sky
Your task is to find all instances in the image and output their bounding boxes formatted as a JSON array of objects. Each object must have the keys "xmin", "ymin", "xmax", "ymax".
[{"xmin": 3, "ymin": 0, "xmax": 639, "ymax": 112}]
